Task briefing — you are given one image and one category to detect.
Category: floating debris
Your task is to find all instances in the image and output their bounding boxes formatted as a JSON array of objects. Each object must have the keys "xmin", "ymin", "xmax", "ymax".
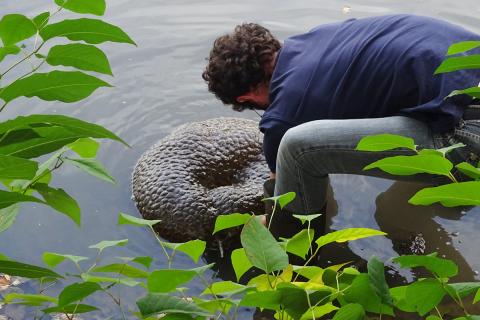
[
  {"xmin": 342, "ymin": 5, "xmax": 352, "ymax": 14},
  {"xmin": 409, "ymin": 234, "xmax": 426, "ymax": 255}
]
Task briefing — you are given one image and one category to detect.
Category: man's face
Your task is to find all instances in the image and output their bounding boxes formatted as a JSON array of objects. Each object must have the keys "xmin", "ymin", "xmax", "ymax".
[{"xmin": 235, "ymin": 82, "xmax": 270, "ymax": 110}]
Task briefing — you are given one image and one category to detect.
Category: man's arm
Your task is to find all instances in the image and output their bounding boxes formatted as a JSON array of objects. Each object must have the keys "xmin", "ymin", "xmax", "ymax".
[{"xmin": 261, "ymin": 121, "xmax": 292, "ymax": 175}]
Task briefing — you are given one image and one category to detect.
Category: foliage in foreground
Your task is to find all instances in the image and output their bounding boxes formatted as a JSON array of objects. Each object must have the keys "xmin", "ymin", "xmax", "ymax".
[
  {"xmin": 0, "ymin": 0, "xmax": 135, "ymax": 232},
  {"xmin": 1, "ymin": 192, "xmax": 480, "ymax": 320}
]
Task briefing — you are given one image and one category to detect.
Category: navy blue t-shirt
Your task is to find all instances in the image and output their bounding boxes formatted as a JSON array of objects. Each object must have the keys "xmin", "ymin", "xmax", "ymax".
[{"xmin": 259, "ymin": 15, "xmax": 480, "ymax": 172}]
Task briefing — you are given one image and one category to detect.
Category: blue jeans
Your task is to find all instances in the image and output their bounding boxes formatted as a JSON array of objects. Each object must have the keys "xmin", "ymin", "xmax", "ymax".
[{"xmin": 274, "ymin": 115, "xmax": 480, "ymax": 214}]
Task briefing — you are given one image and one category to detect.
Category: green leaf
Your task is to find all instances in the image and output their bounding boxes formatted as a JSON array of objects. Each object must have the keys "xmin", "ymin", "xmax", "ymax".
[
  {"xmin": 32, "ymin": 12, "xmax": 50, "ymax": 30},
  {"xmin": 274, "ymin": 285, "xmax": 311, "ymax": 319},
  {"xmin": 92, "ymin": 263, "xmax": 148, "ymax": 278},
  {"xmin": 239, "ymin": 291, "xmax": 282, "ymax": 310},
  {"xmin": 80, "ymin": 273, "xmax": 141, "ymax": 287},
  {"xmin": 0, "ymin": 260, "xmax": 61, "ymax": 278},
  {"xmin": 231, "ymin": 248, "xmax": 253, "ymax": 281},
  {"xmin": 447, "ymin": 282, "xmax": 480, "ymax": 299},
  {"xmin": 89, "ymin": 238, "xmax": 128, "ymax": 251},
  {"xmin": 240, "ymin": 216, "xmax": 289, "ymax": 273},
  {"xmin": 0, "ymin": 45, "xmax": 20, "ymax": 62},
  {"xmin": 68, "ymin": 138, "xmax": 99, "ymax": 158},
  {"xmin": 212, "ymin": 213, "xmax": 251, "ymax": 234},
  {"xmin": 32, "ymin": 183, "xmax": 81, "ymax": 226},
  {"xmin": 292, "ymin": 265, "xmax": 324, "ymax": 280},
  {"xmin": 364, "ymin": 154, "xmax": 453, "ymax": 176},
  {"xmin": 418, "ymin": 149, "xmax": 443, "ymax": 157},
  {"xmin": 404, "ymin": 279, "xmax": 446, "ymax": 316},
  {"xmin": 393, "ymin": 254, "xmax": 458, "ymax": 278},
  {"xmin": 474, "ymin": 288, "xmax": 480, "ymax": 304},
  {"xmin": 448, "ymin": 86, "xmax": 480, "ymax": 99},
  {"xmin": 0, "ymin": 114, "xmax": 127, "ymax": 146},
  {"xmin": 436, "ymin": 143, "xmax": 466, "ymax": 156},
  {"xmin": 193, "ymin": 298, "xmax": 235, "ymax": 314},
  {"xmin": 46, "ymin": 43, "xmax": 112, "ymax": 75},
  {"xmin": 0, "ymin": 155, "xmax": 38, "ymax": 179},
  {"xmin": 356, "ymin": 134, "xmax": 416, "ymax": 152},
  {"xmin": 456, "ymin": 162, "xmax": 480, "ymax": 179},
  {"xmin": 0, "ymin": 71, "xmax": 112, "ymax": 103},
  {"xmin": 0, "ymin": 126, "xmax": 81, "ymax": 158},
  {"xmin": 0, "ymin": 190, "xmax": 43, "ymax": 209},
  {"xmin": 332, "ymin": 303, "xmax": 365, "ymax": 320},
  {"xmin": 292, "ymin": 213, "xmax": 322, "ymax": 225},
  {"xmin": 409, "ymin": 181, "xmax": 480, "ymax": 207},
  {"xmin": 162, "ymin": 240, "xmax": 206, "ymax": 263},
  {"xmin": 132, "ymin": 256, "xmax": 153, "ymax": 269},
  {"xmin": 137, "ymin": 293, "xmax": 211, "ymax": 318},
  {"xmin": 343, "ymin": 274, "xmax": 393, "ymax": 315},
  {"xmin": 58, "ymin": 282, "xmax": 101, "ymax": 307},
  {"xmin": 285, "ymin": 229, "xmax": 315, "ymax": 259},
  {"xmin": 447, "ymin": 41, "xmax": 480, "ymax": 55},
  {"xmin": 367, "ymin": 256, "xmax": 392, "ymax": 306},
  {"xmin": 201, "ymin": 281, "xmax": 247, "ymax": 296},
  {"xmin": 315, "ymin": 228, "xmax": 386, "ymax": 249},
  {"xmin": 55, "ymin": 0, "xmax": 106, "ymax": 16},
  {"xmin": 190, "ymin": 263, "xmax": 214, "ymax": 275},
  {"xmin": 4, "ymin": 293, "xmax": 57, "ymax": 306},
  {"xmin": 435, "ymin": 55, "xmax": 480, "ymax": 74},
  {"xmin": 426, "ymin": 316, "xmax": 442, "ymax": 320},
  {"xmin": 0, "ymin": 204, "xmax": 19, "ymax": 233},
  {"xmin": 43, "ymin": 303, "xmax": 98, "ymax": 314},
  {"xmin": 419, "ymin": 143, "xmax": 466, "ymax": 158},
  {"xmin": 0, "ymin": 14, "xmax": 36, "ymax": 46},
  {"xmin": 42, "ymin": 252, "xmax": 88, "ymax": 268},
  {"xmin": 118, "ymin": 212, "xmax": 160, "ymax": 227},
  {"xmin": 65, "ymin": 157, "xmax": 115, "ymax": 184},
  {"xmin": 263, "ymin": 191, "xmax": 296, "ymax": 209},
  {"xmin": 300, "ymin": 303, "xmax": 338, "ymax": 320},
  {"xmin": 40, "ymin": 18, "xmax": 135, "ymax": 45}
]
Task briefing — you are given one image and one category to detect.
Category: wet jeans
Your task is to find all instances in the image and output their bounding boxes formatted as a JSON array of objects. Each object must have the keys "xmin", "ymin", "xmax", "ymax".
[{"xmin": 274, "ymin": 115, "xmax": 480, "ymax": 214}]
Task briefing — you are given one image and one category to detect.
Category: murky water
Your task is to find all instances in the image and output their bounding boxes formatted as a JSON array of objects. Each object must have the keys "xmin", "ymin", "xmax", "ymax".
[{"xmin": 1, "ymin": 0, "xmax": 480, "ymax": 318}]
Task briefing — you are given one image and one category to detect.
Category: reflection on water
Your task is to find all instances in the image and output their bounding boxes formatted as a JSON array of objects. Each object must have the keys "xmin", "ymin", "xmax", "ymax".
[{"xmin": 1, "ymin": 0, "xmax": 480, "ymax": 318}]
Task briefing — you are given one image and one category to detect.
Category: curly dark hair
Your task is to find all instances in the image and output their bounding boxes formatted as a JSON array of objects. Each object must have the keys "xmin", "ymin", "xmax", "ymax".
[{"xmin": 202, "ymin": 23, "xmax": 281, "ymax": 111}]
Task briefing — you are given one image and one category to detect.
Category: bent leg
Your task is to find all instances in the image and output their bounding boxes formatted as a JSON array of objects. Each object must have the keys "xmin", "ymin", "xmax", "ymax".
[{"xmin": 274, "ymin": 116, "xmax": 440, "ymax": 214}]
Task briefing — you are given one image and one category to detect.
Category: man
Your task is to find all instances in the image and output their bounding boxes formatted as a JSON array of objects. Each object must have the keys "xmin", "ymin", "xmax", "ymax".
[{"xmin": 202, "ymin": 15, "xmax": 480, "ymax": 217}]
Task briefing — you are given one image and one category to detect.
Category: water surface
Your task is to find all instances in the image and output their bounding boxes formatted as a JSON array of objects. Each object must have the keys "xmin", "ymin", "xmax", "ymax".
[{"xmin": 1, "ymin": 0, "xmax": 480, "ymax": 318}]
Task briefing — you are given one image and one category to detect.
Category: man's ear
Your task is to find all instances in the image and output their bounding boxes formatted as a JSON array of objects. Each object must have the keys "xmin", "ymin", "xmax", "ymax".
[{"xmin": 236, "ymin": 92, "xmax": 253, "ymax": 103}]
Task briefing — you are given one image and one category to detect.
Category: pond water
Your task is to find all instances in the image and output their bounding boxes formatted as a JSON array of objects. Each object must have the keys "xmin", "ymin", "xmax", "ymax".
[{"xmin": 1, "ymin": 0, "xmax": 480, "ymax": 319}]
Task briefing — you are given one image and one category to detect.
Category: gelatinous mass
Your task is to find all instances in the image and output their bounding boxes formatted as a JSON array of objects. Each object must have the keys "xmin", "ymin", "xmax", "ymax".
[{"xmin": 132, "ymin": 118, "xmax": 270, "ymax": 242}]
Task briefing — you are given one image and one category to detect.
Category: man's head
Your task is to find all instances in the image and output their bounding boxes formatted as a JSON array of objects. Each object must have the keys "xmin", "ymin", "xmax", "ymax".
[{"xmin": 202, "ymin": 23, "xmax": 280, "ymax": 111}]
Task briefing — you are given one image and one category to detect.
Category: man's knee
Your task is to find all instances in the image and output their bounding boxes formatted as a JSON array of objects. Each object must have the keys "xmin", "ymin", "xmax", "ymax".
[{"xmin": 277, "ymin": 126, "xmax": 307, "ymax": 163}]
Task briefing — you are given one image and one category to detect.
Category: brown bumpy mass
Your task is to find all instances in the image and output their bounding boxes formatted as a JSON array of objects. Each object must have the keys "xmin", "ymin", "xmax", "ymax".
[{"xmin": 132, "ymin": 118, "xmax": 270, "ymax": 242}]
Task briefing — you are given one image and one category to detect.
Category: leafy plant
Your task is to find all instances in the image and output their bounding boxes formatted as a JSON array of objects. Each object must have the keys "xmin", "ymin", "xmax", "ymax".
[
  {"xmin": 435, "ymin": 40, "xmax": 480, "ymax": 99},
  {"xmin": 0, "ymin": 0, "xmax": 135, "ymax": 232},
  {"xmin": 1, "ymin": 194, "xmax": 479, "ymax": 319},
  {"xmin": 356, "ymin": 132, "xmax": 480, "ymax": 207}
]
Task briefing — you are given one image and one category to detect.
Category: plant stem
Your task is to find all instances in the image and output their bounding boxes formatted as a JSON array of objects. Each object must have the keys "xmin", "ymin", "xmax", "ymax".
[
  {"xmin": 435, "ymin": 306, "xmax": 444, "ymax": 320},
  {"xmin": 267, "ymin": 200, "xmax": 277, "ymax": 230},
  {"xmin": 198, "ymin": 274, "xmax": 232, "ymax": 320},
  {"xmin": 148, "ymin": 225, "xmax": 171, "ymax": 265},
  {"xmin": 0, "ymin": 41, "xmax": 45, "ymax": 78},
  {"xmin": 0, "ymin": 101, "xmax": 8, "ymax": 113},
  {"xmin": 22, "ymin": 156, "xmax": 64, "ymax": 194},
  {"xmin": 18, "ymin": 59, "xmax": 46, "ymax": 81},
  {"xmin": 448, "ymin": 172, "xmax": 458, "ymax": 183}
]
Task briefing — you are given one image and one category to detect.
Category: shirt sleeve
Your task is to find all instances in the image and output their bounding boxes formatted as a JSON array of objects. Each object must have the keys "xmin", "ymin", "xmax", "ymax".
[{"xmin": 261, "ymin": 120, "xmax": 292, "ymax": 173}]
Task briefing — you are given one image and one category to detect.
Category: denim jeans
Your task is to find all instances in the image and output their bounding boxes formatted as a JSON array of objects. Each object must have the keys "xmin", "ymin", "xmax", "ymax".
[{"xmin": 274, "ymin": 115, "xmax": 480, "ymax": 214}]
